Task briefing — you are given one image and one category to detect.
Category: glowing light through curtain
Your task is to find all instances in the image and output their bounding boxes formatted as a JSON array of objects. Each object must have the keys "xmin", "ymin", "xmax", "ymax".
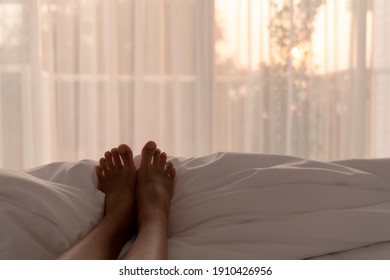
[{"xmin": 0, "ymin": 0, "xmax": 388, "ymax": 170}]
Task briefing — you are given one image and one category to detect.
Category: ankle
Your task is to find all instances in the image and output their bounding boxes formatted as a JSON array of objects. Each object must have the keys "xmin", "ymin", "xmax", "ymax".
[
  {"xmin": 137, "ymin": 208, "xmax": 169, "ymax": 231},
  {"xmin": 138, "ymin": 218, "xmax": 169, "ymax": 239}
]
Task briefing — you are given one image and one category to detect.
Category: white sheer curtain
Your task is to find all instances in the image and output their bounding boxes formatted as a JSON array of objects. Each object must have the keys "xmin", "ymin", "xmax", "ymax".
[{"xmin": 0, "ymin": 0, "xmax": 388, "ymax": 170}]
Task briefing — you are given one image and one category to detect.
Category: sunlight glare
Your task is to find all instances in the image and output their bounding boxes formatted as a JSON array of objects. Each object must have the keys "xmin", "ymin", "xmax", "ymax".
[{"xmin": 291, "ymin": 47, "xmax": 302, "ymax": 60}]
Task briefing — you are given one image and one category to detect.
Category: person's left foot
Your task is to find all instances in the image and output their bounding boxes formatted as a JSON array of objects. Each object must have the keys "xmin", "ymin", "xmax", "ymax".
[
  {"xmin": 96, "ymin": 144, "xmax": 137, "ymax": 227},
  {"xmin": 136, "ymin": 141, "xmax": 176, "ymax": 232}
]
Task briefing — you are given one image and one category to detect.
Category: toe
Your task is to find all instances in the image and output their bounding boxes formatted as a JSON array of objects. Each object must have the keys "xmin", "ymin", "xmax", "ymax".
[
  {"xmin": 170, "ymin": 168, "xmax": 176, "ymax": 180},
  {"xmin": 105, "ymin": 151, "xmax": 115, "ymax": 169},
  {"xmin": 141, "ymin": 141, "xmax": 157, "ymax": 168},
  {"xmin": 99, "ymin": 157, "xmax": 109, "ymax": 174},
  {"xmin": 165, "ymin": 161, "xmax": 174, "ymax": 173},
  {"xmin": 118, "ymin": 144, "xmax": 135, "ymax": 168},
  {"xmin": 153, "ymin": 149, "xmax": 161, "ymax": 167},
  {"xmin": 111, "ymin": 148, "xmax": 122, "ymax": 167},
  {"xmin": 95, "ymin": 165, "xmax": 104, "ymax": 180},
  {"xmin": 160, "ymin": 152, "xmax": 167, "ymax": 168},
  {"xmin": 96, "ymin": 166, "xmax": 106, "ymax": 193}
]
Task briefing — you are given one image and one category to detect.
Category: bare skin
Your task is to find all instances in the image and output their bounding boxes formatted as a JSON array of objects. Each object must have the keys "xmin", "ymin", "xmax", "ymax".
[
  {"xmin": 57, "ymin": 144, "xmax": 136, "ymax": 259},
  {"xmin": 57, "ymin": 141, "xmax": 175, "ymax": 260},
  {"xmin": 124, "ymin": 141, "xmax": 176, "ymax": 260}
]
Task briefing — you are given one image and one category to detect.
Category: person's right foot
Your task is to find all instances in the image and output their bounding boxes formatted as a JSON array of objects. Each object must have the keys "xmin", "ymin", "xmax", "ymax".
[
  {"xmin": 96, "ymin": 144, "xmax": 137, "ymax": 221},
  {"xmin": 136, "ymin": 141, "xmax": 176, "ymax": 231}
]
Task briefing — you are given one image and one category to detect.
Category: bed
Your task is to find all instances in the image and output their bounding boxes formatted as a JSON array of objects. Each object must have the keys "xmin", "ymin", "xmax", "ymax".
[{"xmin": 1, "ymin": 152, "xmax": 390, "ymax": 259}]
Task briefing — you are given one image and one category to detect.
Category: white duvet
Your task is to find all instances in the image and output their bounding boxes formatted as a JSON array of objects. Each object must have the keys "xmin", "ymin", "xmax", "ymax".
[{"xmin": 1, "ymin": 152, "xmax": 390, "ymax": 259}]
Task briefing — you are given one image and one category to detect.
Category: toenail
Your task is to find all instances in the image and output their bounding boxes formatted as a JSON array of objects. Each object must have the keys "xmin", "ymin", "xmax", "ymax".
[
  {"xmin": 119, "ymin": 145, "xmax": 127, "ymax": 154},
  {"xmin": 147, "ymin": 141, "xmax": 156, "ymax": 149}
]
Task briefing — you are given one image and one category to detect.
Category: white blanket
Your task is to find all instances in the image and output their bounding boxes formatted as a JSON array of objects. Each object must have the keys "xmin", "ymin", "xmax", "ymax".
[{"xmin": 1, "ymin": 152, "xmax": 390, "ymax": 259}]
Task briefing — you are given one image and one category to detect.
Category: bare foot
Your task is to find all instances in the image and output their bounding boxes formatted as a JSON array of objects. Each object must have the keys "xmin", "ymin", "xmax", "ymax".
[
  {"xmin": 56, "ymin": 145, "xmax": 137, "ymax": 260},
  {"xmin": 96, "ymin": 144, "xmax": 137, "ymax": 231},
  {"xmin": 136, "ymin": 141, "xmax": 176, "ymax": 231},
  {"xmin": 121, "ymin": 141, "xmax": 176, "ymax": 260}
]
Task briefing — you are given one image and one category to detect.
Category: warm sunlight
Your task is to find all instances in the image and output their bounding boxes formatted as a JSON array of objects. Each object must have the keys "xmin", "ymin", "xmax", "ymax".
[
  {"xmin": 215, "ymin": 0, "xmax": 269, "ymax": 71},
  {"xmin": 214, "ymin": 0, "xmax": 359, "ymax": 74},
  {"xmin": 0, "ymin": 3, "xmax": 23, "ymax": 47},
  {"xmin": 291, "ymin": 46, "xmax": 303, "ymax": 60}
]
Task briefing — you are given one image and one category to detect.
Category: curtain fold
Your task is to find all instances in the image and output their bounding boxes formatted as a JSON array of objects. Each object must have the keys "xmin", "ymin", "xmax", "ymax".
[{"xmin": 0, "ymin": 0, "xmax": 388, "ymax": 170}]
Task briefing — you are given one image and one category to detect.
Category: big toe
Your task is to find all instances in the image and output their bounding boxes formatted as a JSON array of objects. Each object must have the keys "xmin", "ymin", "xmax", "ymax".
[
  {"xmin": 118, "ymin": 144, "xmax": 135, "ymax": 168},
  {"xmin": 141, "ymin": 141, "xmax": 157, "ymax": 167}
]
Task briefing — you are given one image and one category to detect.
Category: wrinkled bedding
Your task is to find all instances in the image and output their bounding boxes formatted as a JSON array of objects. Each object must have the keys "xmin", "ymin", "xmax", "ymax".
[{"xmin": 1, "ymin": 152, "xmax": 390, "ymax": 259}]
